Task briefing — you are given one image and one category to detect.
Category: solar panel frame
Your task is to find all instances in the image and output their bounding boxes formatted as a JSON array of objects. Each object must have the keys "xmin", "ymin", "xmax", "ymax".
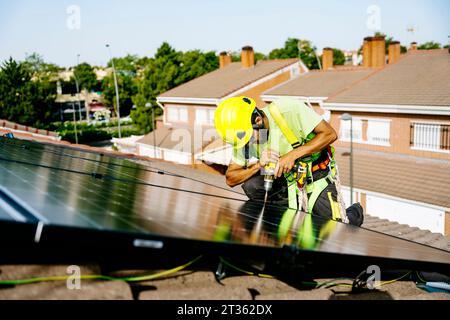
[{"xmin": 0, "ymin": 137, "xmax": 449, "ymax": 278}]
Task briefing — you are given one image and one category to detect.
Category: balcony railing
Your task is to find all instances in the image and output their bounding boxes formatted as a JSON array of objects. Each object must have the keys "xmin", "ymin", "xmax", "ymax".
[{"xmin": 410, "ymin": 123, "xmax": 450, "ymax": 151}]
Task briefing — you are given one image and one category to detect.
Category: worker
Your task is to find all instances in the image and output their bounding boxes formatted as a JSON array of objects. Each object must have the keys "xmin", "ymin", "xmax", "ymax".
[{"xmin": 214, "ymin": 96, "xmax": 363, "ymax": 226}]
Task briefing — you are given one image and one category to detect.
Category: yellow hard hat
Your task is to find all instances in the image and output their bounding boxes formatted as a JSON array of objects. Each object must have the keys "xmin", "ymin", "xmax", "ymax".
[{"xmin": 214, "ymin": 96, "xmax": 256, "ymax": 149}]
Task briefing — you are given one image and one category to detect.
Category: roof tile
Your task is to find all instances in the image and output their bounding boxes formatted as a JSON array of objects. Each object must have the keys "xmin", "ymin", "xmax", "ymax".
[
  {"xmin": 158, "ymin": 59, "xmax": 299, "ymax": 99},
  {"xmin": 327, "ymin": 50, "xmax": 450, "ymax": 106}
]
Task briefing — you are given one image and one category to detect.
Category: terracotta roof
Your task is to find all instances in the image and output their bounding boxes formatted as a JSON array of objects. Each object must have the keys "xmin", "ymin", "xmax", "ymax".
[
  {"xmin": 335, "ymin": 147, "xmax": 450, "ymax": 209},
  {"xmin": 0, "ymin": 128, "xmax": 62, "ymax": 144},
  {"xmin": 158, "ymin": 59, "xmax": 299, "ymax": 99},
  {"xmin": 327, "ymin": 49, "xmax": 450, "ymax": 106},
  {"xmin": 264, "ymin": 68, "xmax": 374, "ymax": 98}
]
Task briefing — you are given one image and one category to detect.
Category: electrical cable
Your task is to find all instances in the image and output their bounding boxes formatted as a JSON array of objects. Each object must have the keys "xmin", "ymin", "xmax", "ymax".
[
  {"xmin": 1, "ymin": 138, "xmax": 302, "ymax": 212},
  {"xmin": 0, "ymin": 138, "xmax": 243, "ymax": 195},
  {"xmin": 219, "ymin": 257, "xmax": 353, "ymax": 288},
  {"xmin": 0, "ymin": 146, "xmax": 300, "ymax": 233},
  {"xmin": 415, "ymin": 270, "xmax": 427, "ymax": 283},
  {"xmin": 219, "ymin": 256, "xmax": 274, "ymax": 279},
  {"xmin": 0, "ymin": 255, "xmax": 202, "ymax": 286},
  {"xmin": 218, "ymin": 257, "xmax": 414, "ymax": 291},
  {"xmin": 0, "ymin": 156, "xmax": 246, "ymax": 203}
]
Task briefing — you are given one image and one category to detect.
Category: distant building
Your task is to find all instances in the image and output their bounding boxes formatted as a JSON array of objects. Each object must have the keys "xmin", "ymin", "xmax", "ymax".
[{"xmin": 55, "ymin": 67, "xmax": 110, "ymax": 122}]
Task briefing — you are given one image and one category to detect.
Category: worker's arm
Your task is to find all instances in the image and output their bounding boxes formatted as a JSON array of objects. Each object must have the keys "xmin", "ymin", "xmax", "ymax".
[
  {"xmin": 275, "ymin": 120, "xmax": 337, "ymax": 177},
  {"xmin": 225, "ymin": 162, "xmax": 261, "ymax": 187},
  {"xmin": 225, "ymin": 149, "xmax": 279, "ymax": 187}
]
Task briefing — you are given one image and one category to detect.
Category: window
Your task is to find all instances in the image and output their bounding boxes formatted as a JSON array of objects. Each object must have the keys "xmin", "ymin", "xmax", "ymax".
[
  {"xmin": 166, "ymin": 107, "xmax": 188, "ymax": 123},
  {"xmin": 339, "ymin": 118, "xmax": 362, "ymax": 142},
  {"xmin": 367, "ymin": 120, "xmax": 390, "ymax": 145},
  {"xmin": 195, "ymin": 108, "xmax": 215, "ymax": 125},
  {"xmin": 411, "ymin": 123, "xmax": 450, "ymax": 152}
]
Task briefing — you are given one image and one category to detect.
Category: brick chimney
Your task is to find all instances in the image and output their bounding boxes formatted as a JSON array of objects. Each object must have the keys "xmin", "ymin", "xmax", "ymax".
[
  {"xmin": 370, "ymin": 35, "xmax": 386, "ymax": 68},
  {"xmin": 219, "ymin": 51, "xmax": 231, "ymax": 69},
  {"xmin": 388, "ymin": 41, "xmax": 401, "ymax": 64},
  {"xmin": 322, "ymin": 47, "xmax": 334, "ymax": 70},
  {"xmin": 241, "ymin": 46, "xmax": 254, "ymax": 68},
  {"xmin": 410, "ymin": 42, "xmax": 418, "ymax": 51},
  {"xmin": 363, "ymin": 37, "xmax": 372, "ymax": 67}
]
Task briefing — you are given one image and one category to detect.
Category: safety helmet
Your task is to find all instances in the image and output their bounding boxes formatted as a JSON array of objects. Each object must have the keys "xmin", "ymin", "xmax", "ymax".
[{"xmin": 214, "ymin": 96, "xmax": 257, "ymax": 149}]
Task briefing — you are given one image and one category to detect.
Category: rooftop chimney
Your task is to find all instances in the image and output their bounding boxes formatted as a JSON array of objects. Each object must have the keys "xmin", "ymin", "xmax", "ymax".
[
  {"xmin": 370, "ymin": 35, "xmax": 386, "ymax": 68},
  {"xmin": 219, "ymin": 51, "xmax": 231, "ymax": 69},
  {"xmin": 410, "ymin": 42, "xmax": 418, "ymax": 51},
  {"xmin": 388, "ymin": 41, "xmax": 401, "ymax": 64},
  {"xmin": 363, "ymin": 37, "xmax": 373, "ymax": 67},
  {"xmin": 322, "ymin": 47, "xmax": 334, "ymax": 70},
  {"xmin": 241, "ymin": 46, "xmax": 254, "ymax": 68}
]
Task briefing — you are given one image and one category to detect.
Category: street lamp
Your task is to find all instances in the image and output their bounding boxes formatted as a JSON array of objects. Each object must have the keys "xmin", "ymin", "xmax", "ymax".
[
  {"xmin": 106, "ymin": 44, "xmax": 122, "ymax": 138},
  {"xmin": 341, "ymin": 113, "xmax": 353, "ymax": 204},
  {"xmin": 74, "ymin": 54, "xmax": 83, "ymax": 122},
  {"xmin": 71, "ymin": 102, "xmax": 79, "ymax": 144}
]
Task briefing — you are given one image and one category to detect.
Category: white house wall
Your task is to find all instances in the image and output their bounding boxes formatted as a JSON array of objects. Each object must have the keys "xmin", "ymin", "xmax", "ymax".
[{"xmin": 341, "ymin": 186, "xmax": 445, "ymax": 234}]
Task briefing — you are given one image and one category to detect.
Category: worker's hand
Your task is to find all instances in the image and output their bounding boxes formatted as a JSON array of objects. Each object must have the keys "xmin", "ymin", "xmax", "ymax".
[
  {"xmin": 275, "ymin": 151, "xmax": 297, "ymax": 178},
  {"xmin": 259, "ymin": 149, "xmax": 279, "ymax": 167}
]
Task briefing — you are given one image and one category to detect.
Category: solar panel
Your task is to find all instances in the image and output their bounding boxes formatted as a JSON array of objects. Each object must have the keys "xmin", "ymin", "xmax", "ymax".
[{"xmin": 0, "ymin": 137, "xmax": 449, "ymax": 277}]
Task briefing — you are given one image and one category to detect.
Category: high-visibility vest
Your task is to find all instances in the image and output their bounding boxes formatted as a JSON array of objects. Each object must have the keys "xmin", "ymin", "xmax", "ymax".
[{"xmin": 268, "ymin": 103, "xmax": 337, "ymax": 216}]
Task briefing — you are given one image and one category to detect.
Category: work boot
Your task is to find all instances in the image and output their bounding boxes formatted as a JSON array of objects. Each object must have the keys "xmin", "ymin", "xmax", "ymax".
[{"xmin": 346, "ymin": 202, "xmax": 364, "ymax": 227}]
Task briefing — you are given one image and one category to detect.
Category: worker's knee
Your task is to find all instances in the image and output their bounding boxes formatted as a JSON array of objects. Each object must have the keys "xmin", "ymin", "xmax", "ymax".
[
  {"xmin": 242, "ymin": 175, "xmax": 266, "ymax": 200},
  {"xmin": 311, "ymin": 182, "xmax": 340, "ymax": 220}
]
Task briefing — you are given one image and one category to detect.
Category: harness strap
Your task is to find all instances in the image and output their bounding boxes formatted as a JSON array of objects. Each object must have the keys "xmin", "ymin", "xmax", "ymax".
[
  {"xmin": 268, "ymin": 103, "xmax": 301, "ymax": 148},
  {"xmin": 305, "ymin": 176, "xmax": 332, "ymax": 214}
]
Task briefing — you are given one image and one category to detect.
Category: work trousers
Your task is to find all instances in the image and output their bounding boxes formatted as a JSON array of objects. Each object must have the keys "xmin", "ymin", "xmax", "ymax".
[{"xmin": 241, "ymin": 171, "xmax": 364, "ymax": 227}]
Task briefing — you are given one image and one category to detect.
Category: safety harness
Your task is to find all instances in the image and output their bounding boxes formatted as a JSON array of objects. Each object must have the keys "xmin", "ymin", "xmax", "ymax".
[{"xmin": 267, "ymin": 103, "xmax": 347, "ymax": 222}]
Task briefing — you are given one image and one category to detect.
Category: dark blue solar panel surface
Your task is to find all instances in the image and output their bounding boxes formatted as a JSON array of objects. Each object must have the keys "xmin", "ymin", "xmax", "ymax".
[{"xmin": 0, "ymin": 137, "xmax": 449, "ymax": 266}]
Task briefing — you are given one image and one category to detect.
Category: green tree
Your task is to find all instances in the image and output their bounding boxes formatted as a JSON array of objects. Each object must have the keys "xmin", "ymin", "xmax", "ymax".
[
  {"xmin": 101, "ymin": 72, "xmax": 137, "ymax": 117},
  {"xmin": 176, "ymin": 49, "xmax": 218, "ymax": 85},
  {"xmin": 254, "ymin": 52, "xmax": 267, "ymax": 63},
  {"xmin": 269, "ymin": 38, "xmax": 320, "ymax": 69},
  {"xmin": 418, "ymin": 41, "xmax": 441, "ymax": 50},
  {"xmin": 72, "ymin": 62, "xmax": 98, "ymax": 91},
  {"xmin": 23, "ymin": 52, "xmax": 62, "ymax": 81},
  {"xmin": 332, "ymin": 48, "xmax": 346, "ymax": 65},
  {"xmin": 131, "ymin": 43, "xmax": 181, "ymax": 132},
  {"xmin": 107, "ymin": 54, "xmax": 140, "ymax": 74},
  {"xmin": 131, "ymin": 42, "xmax": 219, "ymax": 132},
  {"xmin": 0, "ymin": 58, "xmax": 55, "ymax": 126}
]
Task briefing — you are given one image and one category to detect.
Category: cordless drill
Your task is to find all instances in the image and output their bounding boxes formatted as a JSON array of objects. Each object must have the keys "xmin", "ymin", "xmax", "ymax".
[{"xmin": 262, "ymin": 162, "xmax": 276, "ymax": 204}]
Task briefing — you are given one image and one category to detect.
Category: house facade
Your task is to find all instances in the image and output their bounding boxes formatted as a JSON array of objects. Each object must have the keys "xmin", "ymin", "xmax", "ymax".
[{"xmin": 259, "ymin": 38, "xmax": 450, "ymax": 235}]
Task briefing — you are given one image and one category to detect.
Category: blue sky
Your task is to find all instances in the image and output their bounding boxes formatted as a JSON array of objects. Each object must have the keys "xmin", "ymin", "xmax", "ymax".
[{"xmin": 0, "ymin": 0, "xmax": 449, "ymax": 67}]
